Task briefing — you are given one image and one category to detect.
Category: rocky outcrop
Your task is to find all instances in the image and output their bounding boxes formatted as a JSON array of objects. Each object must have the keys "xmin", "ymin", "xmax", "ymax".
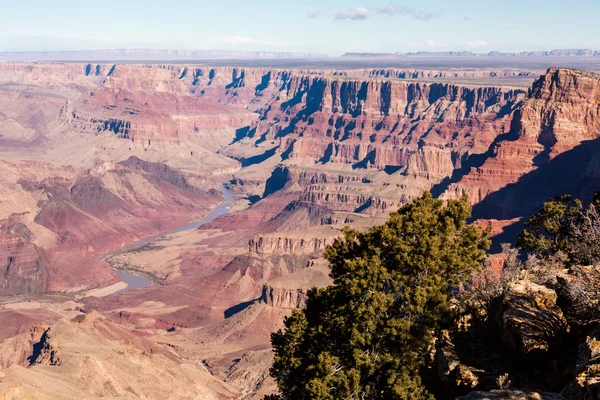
[
  {"xmin": 436, "ymin": 332, "xmax": 481, "ymax": 395},
  {"xmin": 0, "ymin": 325, "xmax": 52, "ymax": 368},
  {"xmin": 284, "ymin": 167, "xmax": 372, "ymax": 186},
  {"xmin": 103, "ymin": 65, "xmax": 189, "ymax": 94},
  {"xmin": 222, "ymin": 252, "xmax": 314, "ymax": 286},
  {"xmin": 27, "ymin": 327, "xmax": 61, "ymax": 366},
  {"xmin": 404, "ymin": 146, "xmax": 457, "ymax": 180},
  {"xmin": 261, "ymin": 165, "xmax": 399, "ymax": 214},
  {"xmin": 301, "ymin": 188, "xmax": 398, "ymax": 214},
  {"xmin": 260, "ymin": 285, "xmax": 308, "ymax": 309},
  {"xmin": 498, "ymin": 281, "xmax": 568, "ymax": 358},
  {"xmin": 570, "ymin": 329, "xmax": 600, "ymax": 400},
  {"xmin": 249, "ymin": 235, "xmax": 334, "ymax": 255},
  {"xmin": 522, "ymin": 69, "xmax": 600, "ymax": 157},
  {"xmin": 62, "ymin": 106, "xmax": 181, "ymax": 144},
  {"xmin": 224, "ymin": 349, "xmax": 276, "ymax": 399}
]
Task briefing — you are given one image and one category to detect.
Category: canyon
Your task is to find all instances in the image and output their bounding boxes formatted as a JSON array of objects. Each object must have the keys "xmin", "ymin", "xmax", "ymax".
[{"xmin": 0, "ymin": 60, "xmax": 599, "ymax": 399}]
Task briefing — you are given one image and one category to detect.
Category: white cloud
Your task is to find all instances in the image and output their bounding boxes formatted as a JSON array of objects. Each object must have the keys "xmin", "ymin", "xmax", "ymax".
[
  {"xmin": 335, "ymin": 7, "xmax": 371, "ymax": 21},
  {"xmin": 307, "ymin": 10, "xmax": 327, "ymax": 18},
  {"xmin": 413, "ymin": 12, "xmax": 437, "ymax": 20},
  {"xmin": 376, "ymin": 4, "xmax": 439, "ymax": 20},
  {"xmin": 213, "ymin": 36, "xmax": 275, "ymax": 46},
  {"xmin": 330, "ymin": 4, "xmax": 438, "ymax": 22},
  {"xmin": 378, "ymin": 4, "xmax": 414, "ymax": 16}
]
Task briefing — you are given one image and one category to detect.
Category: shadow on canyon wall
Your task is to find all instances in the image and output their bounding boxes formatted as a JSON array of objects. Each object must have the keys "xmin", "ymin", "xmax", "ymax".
[{"xmin": 472, "ymin": 137, "xmax": 600, "ymax": 250}]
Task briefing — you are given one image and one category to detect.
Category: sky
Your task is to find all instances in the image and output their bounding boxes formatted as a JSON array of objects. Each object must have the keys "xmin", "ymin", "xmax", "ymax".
[{"xmin": 0, "ymin": 0, "xmax": 598, "ymax": 55}]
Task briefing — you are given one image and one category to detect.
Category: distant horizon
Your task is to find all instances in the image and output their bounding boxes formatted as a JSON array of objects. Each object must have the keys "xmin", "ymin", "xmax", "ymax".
[
  {"xmin": 2, "ymin": 47, "xmax": 600, "ymax": 74},
  {"xmin": 2, "ymin": 47, "xmax": 600, "ymax": 58}
]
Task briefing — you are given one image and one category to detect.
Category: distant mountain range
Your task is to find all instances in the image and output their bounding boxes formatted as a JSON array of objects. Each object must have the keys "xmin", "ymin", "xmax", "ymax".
[
  {"xmin": 0, "ymin": 49, "xmax": 329, "ymax": 61},
  {"xmin": 342, "ymin": 49, "xmax": 600, "ymax": 58},
  {"xmin": 1, "ymin": 48, "xmax": 600, "ymax": 62}
]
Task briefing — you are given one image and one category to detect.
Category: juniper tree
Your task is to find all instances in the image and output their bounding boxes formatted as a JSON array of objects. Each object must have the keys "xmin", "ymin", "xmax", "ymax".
[
  {"xmin": 517, "ymin": 194, "xmax": 600, "ymax": 266},
  {"xmin": 268, "ymin": 192, "xmax": 490, "ymax": 399}
]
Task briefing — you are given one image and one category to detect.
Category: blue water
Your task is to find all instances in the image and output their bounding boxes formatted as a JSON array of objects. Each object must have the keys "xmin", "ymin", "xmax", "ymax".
[
  {"xmin": 170, "ymin": 185, "xmax": 236, "ymax": 233},
  {"xmin": 112, "ymin": 269, "xmax": 153, "ymax": 295},
  {"xmin": 112, "ymin": 184, "xmax": 235, "ymax": 294}
]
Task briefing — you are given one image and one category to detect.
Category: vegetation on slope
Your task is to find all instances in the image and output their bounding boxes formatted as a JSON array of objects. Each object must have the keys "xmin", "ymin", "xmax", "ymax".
[
  {"xmin": 267, "ymin": 190, "xmax": 600, "ymax": 399},
  {"xmin": 266, "ymin": 193, "xmax": 490, "ymax": 399}
]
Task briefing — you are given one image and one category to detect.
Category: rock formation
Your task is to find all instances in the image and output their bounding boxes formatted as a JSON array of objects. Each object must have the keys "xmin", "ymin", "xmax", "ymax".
[
  {"xmin": 499, "ymin": 281, "xmax": 569, "ymax": 358},
  {"xmin": 0, "ymin": 61, "xmax": 600, "ymax": 399},
  {"xmin": 0, "ymin": 311, "xmax": 239, "ymax": 399},
  {"xmin": 260, "ymin": 285, "xmax": 308, "ymax": 309},
  {"xmin": 443, "ymin": 68, "xmax": 600, "ymax": 210}
]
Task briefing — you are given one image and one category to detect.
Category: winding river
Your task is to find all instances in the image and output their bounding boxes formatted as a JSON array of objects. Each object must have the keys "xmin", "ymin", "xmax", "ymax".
[{"xmin": 110, "ymin": 184, "xmax": 236, "ymax": 295}]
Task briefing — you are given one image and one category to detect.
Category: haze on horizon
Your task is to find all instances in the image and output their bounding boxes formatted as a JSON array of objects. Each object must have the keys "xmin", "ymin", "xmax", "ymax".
[{"xmin": 0, "ymin": 0, "xmax": 599, "ymax": 56}]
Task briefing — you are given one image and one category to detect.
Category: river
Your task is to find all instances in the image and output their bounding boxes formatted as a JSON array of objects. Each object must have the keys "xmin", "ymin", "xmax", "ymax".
[{"xmin": 110, "ymin": 184, "xmax": 236, "ymax": 295}]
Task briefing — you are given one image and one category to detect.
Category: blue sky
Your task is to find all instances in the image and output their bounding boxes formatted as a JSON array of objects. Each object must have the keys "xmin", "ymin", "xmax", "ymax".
[{"xmin": 0, "ymin": 0, "xmax": 598, "ymax": 55}]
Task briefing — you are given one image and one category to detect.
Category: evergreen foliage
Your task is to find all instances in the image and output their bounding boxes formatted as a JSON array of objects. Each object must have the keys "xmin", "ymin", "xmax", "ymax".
[
  {"xmin": 517, "ymin": 194, "xmax": 600, "ymax": 265},
  {"xmin": 267, "ymin": 192, "xmax": 490, "ymax": 399}
]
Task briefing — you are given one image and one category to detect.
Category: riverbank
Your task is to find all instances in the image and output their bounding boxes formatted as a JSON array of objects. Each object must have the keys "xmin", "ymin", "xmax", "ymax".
[{"xmin": 103, "ymin": 184, "xmax": 237, "ymax": 295}]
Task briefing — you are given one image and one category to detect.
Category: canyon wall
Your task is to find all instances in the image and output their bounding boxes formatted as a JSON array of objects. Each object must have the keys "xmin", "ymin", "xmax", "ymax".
[
  {"xmin": 223, "ymin": 72, "xmax": 525, "ymax": 215},
  {"xmin": 242, "ymin": 76, "xmax": 523, "ymax": 166},
  {"xmin": 2, "ymin": 62, "xmax": 598, "ymax": 297},
  {"xmin": 3, "ymin": 61, "xmax": 600, "ymax": 399},
  {"xmin": 441, "ymin": 68, "xmax": 600, "ymax": 219}
]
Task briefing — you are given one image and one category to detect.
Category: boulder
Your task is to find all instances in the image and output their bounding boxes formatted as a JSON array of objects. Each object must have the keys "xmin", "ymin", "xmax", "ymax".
[
  {"xmin": 436, "ymin": 331, "xmax": 482, "ymax": 395},
  {"xmin": 570, "ymin": 329, "xmax": 600, "ymax": 400},
  {"xmin": 499, "ymin": 280, "xmax": 568, "ymax": 357}
]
